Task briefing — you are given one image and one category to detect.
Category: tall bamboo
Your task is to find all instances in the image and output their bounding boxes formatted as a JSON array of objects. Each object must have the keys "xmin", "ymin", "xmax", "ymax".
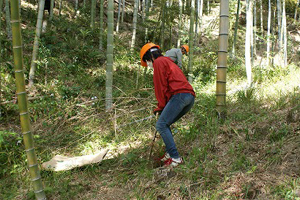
[
  {"xmin": 29, "ymin": 0, "xmax": 45, "ymax": 87},
  {"xmin": 216, "ymin": 0, "xmax": 229, "ymax": 119},
  {"xmin": 160, "ymin": 1, "xmax": 166, "ymax": 50},
  {"xmin": 116, "ymin": 0, "xmax": 121, "ymax": 32},
  {"xmin": 130, "ymin": 0, "xmax": 138, "ymax": 51},
  {"xmin": 245, "ymin": 0, "xmax": 252, "ymax": 86},
  {"xmin": 232, "ymin": 0, "xmax": 240, "ymax": 57},
  {"xmin": 106, "ymin": 0, "xmax": 114, "ymax": 111},
  {"xmin": 177, "ymin": 0, "xmax": 182, "ymax": 48},
  {"xmin": 0, "ymin": 0, "xmax": 3, "ymax": 61},
  {"xmin": 10, "ymin": 0, "xmax": 46, "ymax": 199},
  {"xmin": 5, "ymin": 0, "xmax": 12, "ymax": 39},
  {"xmin": 295, "ymin": 0, "xmax": 299, "ymax": 22},
  {"xmin": 188, "ymin": 0, "xmax": 195, "ymax": 83},
  {"xmin": 59, "ymin": 0, "xmax": 62, "ymax": 16},
  {"xmin": 49, "ymin": 0, "xmax": 54, "ymax": 20},
  {"xmin": 277, "ymin": 0, "xmax": 282, "ymax": 49},
  {"xmin": 266, "ymin": 0, "xmax": 271, "ymax": 67},
  {"xmin": 144, "ymin": 0, "xmax": 150, "ymax": 42},
  {"xmin": 282, "ymin": 0, "xmax": 287, "ymax": 67},
  {"xmin": 91, "ymin": 0, "xmax": 96, "ymax": 29},
  {"xmin": 260, "ymin": 0, "xmax": 263, "ymax": 36},
  {"xmin": 121, "ymin": 0, "xmax": 125, "ymax": 23},
  {"xmin": 253, "ymin": 0, "xmax": 256, "ymax": 59},
  {"xmin": 99, "ymin": 0, "xmax": 104, "ymax": 50}
]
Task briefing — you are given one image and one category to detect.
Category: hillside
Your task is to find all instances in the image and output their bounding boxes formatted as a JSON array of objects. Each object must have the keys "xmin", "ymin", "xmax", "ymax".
[{"xmin": 0, "ymin": 0, "xmax": 300, "ymax": 199}]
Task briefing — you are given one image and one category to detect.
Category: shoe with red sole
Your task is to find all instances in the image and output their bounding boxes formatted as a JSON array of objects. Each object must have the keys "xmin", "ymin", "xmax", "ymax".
[
  {"xmin": 156, "ymin": 152, "xmax": 170, "ymax": 162},
  {"xmin": 163, "ymin": 157, "xmax": 184, "ymax": 168}
]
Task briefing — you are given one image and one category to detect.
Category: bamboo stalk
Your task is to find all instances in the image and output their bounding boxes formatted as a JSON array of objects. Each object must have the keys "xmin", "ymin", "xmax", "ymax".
[
  {"xmin": 5, "ymin": 0, "xmax": 12, "ymax": 39},
  {"xmin": 10, "ymin": 0, "xmax": 46, "ymax": 199},
  {"xmin": 106, "ymin": 0, "xmax": 114, "ymax": 111},
  {"xmin": 130, "ymin": 0, "xmax": 138, "ymax": 51},
  {"xmin": 216, "ymin": 0, "xmax": 229, "ymax": 119},
  {"xmin": 99, "ymin": 0, "xmax": 104, "ymax": 50},
  {"xmin": 29, "ymin": 0, "xmax": 45, "ymax": 87},
  {"xmin": 188, "ymin": 0, "xmax": 195, "ymax": 83}
]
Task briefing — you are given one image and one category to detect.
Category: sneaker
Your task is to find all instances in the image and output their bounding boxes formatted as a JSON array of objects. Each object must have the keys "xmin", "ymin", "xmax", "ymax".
[
  {"xmin": 158, "ymin": 152, "xmax": 170, "ymax": 162},
  {"xmin": 163, "ymin": 157, "xmax": 184, "ymax": 168}
]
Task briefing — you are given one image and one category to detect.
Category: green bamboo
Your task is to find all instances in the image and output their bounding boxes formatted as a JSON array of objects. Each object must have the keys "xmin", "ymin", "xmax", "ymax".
[
  {"xmin": 49, "ymin": 0, "xmax": 54, "ymax": 20},
  {"xmin": 160, "ymin": 1, "xmax": 166, "ymax": 50},
  {"xmin": 121, "ymin": 0, "xmax": 125, "ymax": 23},
  {"xmin": 144, "ymin": 0, "xmax": 150, "ymax": 42},
  {"xmin": 5, "ymin": 0, "xmax": 12, "ymax": 39},
  {"xmin": 0, "ymin": 0, "xmax": 3, "ymax": 61},
  {"xmin": 116, "ymin": 0, "xmax": 121, "ymax": 32},
  {"xmin": 29, "ymin": 0, "xmax": 45, "ymax": 87},
  {"xmin": 106, "ymin": 0, "xmax": 114, "ymax": 111},
  {"xmin": 91, "ymin": 0, "xmax": 96, "ymax": 29},
  {"xmin": 232, "ymin": 0, "xmax": 240, "ymax": 57},
  {"xmin": 99, "ymin": 0, "xmax": 104, "ymax": 50},
  {"xmin": 295, "ymin": 0, "xmax": 299, "ymax": 22},
  {"xmin": 245, "ymin": 0, "xmax": 252, "ymax": 85},
  {"xmin": 188, "ymin": 0, "xmax": 195, "ymax": 83},
  {"xmin": 216, "ymin": 0, "xmax": 229, "ymax": 119},
  {"xmin": 177, "ymin": 0, "xmax": 182, "ymax": 48},
  {"xmin": 130, "ymin": 0, "xmax": 138, "ymax": 51},
  {"xmin": 10, "ymin": 0, "xmax": 46, "ymax": 199}
]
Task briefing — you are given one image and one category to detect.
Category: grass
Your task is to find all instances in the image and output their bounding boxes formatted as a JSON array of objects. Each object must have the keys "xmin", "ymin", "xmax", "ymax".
[{"xmin": 1, "ymin": 1, "xmax": 300, "ymax": 200}]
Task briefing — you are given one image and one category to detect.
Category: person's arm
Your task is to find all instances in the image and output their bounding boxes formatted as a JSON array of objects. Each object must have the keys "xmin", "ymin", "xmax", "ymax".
[{"xmin": 153, "ymin": 60, "xmax": 168, "ymax": 113}]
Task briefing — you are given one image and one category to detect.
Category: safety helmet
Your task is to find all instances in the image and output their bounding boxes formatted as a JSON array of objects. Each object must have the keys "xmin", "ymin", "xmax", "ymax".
[
  {"xmin": 181, "ymin": 45, "xmax": 189, "ymax": 53},
  {"xmin": 140, "ymin": 43, "xmax": 160, "ymax": 67}
]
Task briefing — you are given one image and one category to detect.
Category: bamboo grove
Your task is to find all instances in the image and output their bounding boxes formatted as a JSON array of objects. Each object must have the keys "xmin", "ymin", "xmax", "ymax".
[{"xmin": 1, "ymin": 0, "xmax": 300, "ymax": 198}]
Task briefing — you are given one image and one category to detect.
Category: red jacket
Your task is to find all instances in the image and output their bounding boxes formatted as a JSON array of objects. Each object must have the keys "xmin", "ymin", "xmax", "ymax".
[{"xmin": 153, "ymin": 56, "xmax": 195, "ymax": 113}]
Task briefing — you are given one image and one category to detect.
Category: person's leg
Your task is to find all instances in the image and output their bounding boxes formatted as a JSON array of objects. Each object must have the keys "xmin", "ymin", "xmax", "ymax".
[{"xmin": 156, "ymin": 93, "xmax": 195, "ymax": 158}]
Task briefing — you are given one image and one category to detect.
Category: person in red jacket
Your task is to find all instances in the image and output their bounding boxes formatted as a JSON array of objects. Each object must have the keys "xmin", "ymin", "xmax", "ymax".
[{"xmin": 140, "ymin": 43, "xmax": 195, "ymax": 168}]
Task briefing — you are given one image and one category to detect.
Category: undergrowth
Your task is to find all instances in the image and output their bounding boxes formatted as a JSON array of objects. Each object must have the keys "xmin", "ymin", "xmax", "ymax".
[{"xmin": 0, "ymin": 1, "xmax": 300, "ymax": 200}]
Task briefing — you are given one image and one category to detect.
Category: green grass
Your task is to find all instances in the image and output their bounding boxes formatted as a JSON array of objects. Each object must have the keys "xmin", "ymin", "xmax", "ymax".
[{"xmin": 1, "ymin": 1, "xmax": 300, "ymax": 199}]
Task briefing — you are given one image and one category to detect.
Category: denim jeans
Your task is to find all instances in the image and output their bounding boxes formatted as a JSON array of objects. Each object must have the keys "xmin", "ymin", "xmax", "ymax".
[{"xmin": 155, "ymin": 93, "xmax": 195, "ymax": 159}]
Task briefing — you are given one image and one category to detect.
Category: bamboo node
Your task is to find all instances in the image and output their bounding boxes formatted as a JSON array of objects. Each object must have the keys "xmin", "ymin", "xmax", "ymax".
[
  {"xmin": 20, "ymin": 112, "xmax": 29, "ymax": 116},
  {"xmin": 15, "ymin": 70, "xmax": 24, "ymax": 73},
  {"xmin": 10, "ymin": 20, "xmax": 20, "ymax": 23},
  {"xmin": 34, "ymin": 189, "xmax": 45, "ymax": 194},
  {"xmin": 28, "ymin": 163, "xmax": 38, "ymax": 168},
  {"xmin": 31, "ymin": 176, "xmax": 42, "ymax": 182},
  {"xmin": 22, "ymin": 131, "xmax": 31, "ymax": 135},
  {"xmin": 25, "ymin": 147, "xmax": 35, "ymax": 152},
  {"xmin": 13, "ymin": 46, "xmax": 22, "ymax": 49},
  {"xmin": 17, "ymin": 91, "xmax": 26, "ymax": 95}
]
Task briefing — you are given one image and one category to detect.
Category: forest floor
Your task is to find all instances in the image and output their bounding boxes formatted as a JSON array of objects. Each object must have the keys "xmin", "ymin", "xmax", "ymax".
[{"xmin": 1, "ymin": 1, "xmax": 300, "ymax": 200}]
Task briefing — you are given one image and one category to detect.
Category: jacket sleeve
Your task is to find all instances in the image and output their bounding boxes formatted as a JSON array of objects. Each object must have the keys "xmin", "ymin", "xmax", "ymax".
[
  {"xmin": 176, "ymin": 50, "xmax": 183, "ymax": 68},
  {"xmin": 153, "ymin": 61, "xmax": 168, "ymax": 113}
]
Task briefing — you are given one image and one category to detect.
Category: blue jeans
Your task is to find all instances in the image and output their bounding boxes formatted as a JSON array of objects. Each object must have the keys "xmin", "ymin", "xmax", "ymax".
[{"xmin": 155, "ymin": 93, "xmax": 195, "ymax": 159}]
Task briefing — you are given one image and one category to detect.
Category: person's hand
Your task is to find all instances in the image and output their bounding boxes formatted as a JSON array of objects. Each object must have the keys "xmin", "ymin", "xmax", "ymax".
[{"xmin": 154, "ymin": 110, "xmax": 161, "ymax": 116}]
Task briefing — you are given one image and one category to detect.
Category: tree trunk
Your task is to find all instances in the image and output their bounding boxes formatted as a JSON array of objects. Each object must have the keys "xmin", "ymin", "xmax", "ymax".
[
  {"xmin": 266, "ymin": 0, "xmax": 271, "ymax": 67},
  {"xmin": 260, "ymin": 0, "xmax": 263, "ymax": 36},
  {"xmin": 10, "ymin": 0, "xmax": 47, "ymax": 199},
  {"xmin": 160, "ymin": 2, "xmax": 166, "ymax": 50},
  {"xmin": 216, "ymin": 0, "xmax": 229, "ymax": 120},
  {"xmin": 144, "ymin": 0, "xmax": 150, "ymax": 42},
  {"xmin": 177, "ymin": 0, "xmax": 182, "ymax": 48},
  {"xmin": 0, "ymin": 0, "xmax": 3, "ymax": 62},
  {"xmin": 91, "ymin": 0, "xmax": 96, "ymax": 29},
  {"xmin": 99, "ymin": 0, "xmax": 104, "ymax": 50},
  {"xmin": 188, "ymin": 0, "xmax": 195, "ymax": 83},
  {"xmin": 121, "ymin": 0, "xmax": 125, "ymax": 23},
  {"xmin": 282, "ymin": 0, "xmax": 287, "ymax": 67},
  {"xmin": 5, "ymin": 0, "xmax": 12, "ymax": 39},
  {"xmin": 59, "ymin": 0, "xmax": 62, "ymax": 16},
  {"xmin": 245, "ymin": 0, "xmax": 252, "ymax": 86},
  {"xmin": 49, "ymin": 0, "xmax": 55, "ymax": 20},
  {"xmin": 277, "ymin": 0, "xmax": 282, "ymax": 49},
  {"xmin": 116, "ymin": 0, "xmax": 121, "ymax": 32},
  {"xmin": 29, "ymin": 0, "xmax": 45, "ymax": 87},
  {"xmin": 130, "ymin": 0, "xmax": 138, "ymax": 51},
  {"xmin": 232, "ymin": 0, "xmax": 240, "ymax": 57},
  {"xmin": 253, "ymin": 0, "xmax": 256, "ymax": 60},
  {"xmin": 106, "ymin": 0, "xmax": 114, "ymax": 111},
  {"xmin": 295, "ymin": 0, "xmax": 299, "ymax": 22}
]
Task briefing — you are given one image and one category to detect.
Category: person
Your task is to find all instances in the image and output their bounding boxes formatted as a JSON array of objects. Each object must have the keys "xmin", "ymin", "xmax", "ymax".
[
  {"xmin": 140, "ymin": 43, "xmax": 195, "ymax": 168},
  {"xmin": 164, "ymin": 45, "xmax": 189, "ymax": 69}
]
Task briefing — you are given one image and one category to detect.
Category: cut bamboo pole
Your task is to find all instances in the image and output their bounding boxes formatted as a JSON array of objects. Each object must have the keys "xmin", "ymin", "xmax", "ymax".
[
  {"xmin": 10, "ymin": 0, "xmax": 46, "ymax": 198},
  {"xmin": 216, "ymin": 0, "xmax": 229, "ymax": 119}
]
